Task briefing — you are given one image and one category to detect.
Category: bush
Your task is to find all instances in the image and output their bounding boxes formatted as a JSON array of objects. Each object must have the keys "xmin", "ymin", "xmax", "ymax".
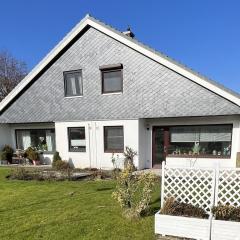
[
  {"xmin": 0, "ymin": 151, "xmax": 7, "ymax": 161},
  {"xmin": 1, "ymin": 145, "xmax": 14, "ymax": 163},
  {"xmin": 112, "ymin": 163, "xmax": 156, "ymax": 218},
  {"xmin": 160, "ymin": 197, "xmax": 208, "ymax": 219},
  {"xmin": 7, "ymin": 168, "xmax": 44, "ymax": 181},
  {"xmin": 25, "ymin": 147, "xmax": 40, "ymax": 161},
  {"xmin": 53, "ymin": 160, "xmax": 71, "ymax": 171},
  {"xmin": 53, "ymin": 151, "xmax": 62, "ymax": 163},
  {"xmin": 212, "ymin": 204, "xmax": 240, "ymax": 222}
]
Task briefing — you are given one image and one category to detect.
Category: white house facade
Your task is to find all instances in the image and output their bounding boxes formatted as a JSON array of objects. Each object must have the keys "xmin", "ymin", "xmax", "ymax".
[{"xmin": 0, "ymin": 15, "xmax": 240, "ymax": 169}]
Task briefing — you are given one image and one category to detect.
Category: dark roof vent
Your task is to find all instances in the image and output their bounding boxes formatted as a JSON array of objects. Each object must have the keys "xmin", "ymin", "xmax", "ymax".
[{"xmin": 123, "ymin": 27, "xmax": 135, "ymax": 38}]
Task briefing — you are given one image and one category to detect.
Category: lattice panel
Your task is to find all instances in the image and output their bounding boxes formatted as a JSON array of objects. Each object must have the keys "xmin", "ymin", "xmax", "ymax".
[
  {"xmin": 163, "ymin": 167, "xmax": 215, "ymax": 214},
  {"xmin": 216, "ymin": 169, "xmax": 240, "ymax": 207}
]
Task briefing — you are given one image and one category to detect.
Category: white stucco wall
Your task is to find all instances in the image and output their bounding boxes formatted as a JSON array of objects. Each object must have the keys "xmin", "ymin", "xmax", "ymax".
[
  {"xmin": 55, "ymin": 120, "xmax": 139, "ymax": 169},
  {"xmin": 0, "ymin": 124, "xmax": 12, "ymax": 150},
  {"xmin": 138, "ymin": 119, "xmax": 148, "ymax": 169},
  {"xmin": 144, "ymin": 116, "xmax": 240, "ymax": 168}
]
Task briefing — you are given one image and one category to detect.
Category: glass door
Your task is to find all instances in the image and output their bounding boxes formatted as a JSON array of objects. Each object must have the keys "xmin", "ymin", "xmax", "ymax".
[{"xmin": 152, "ymin": 127, "xmax": 169, "ymax": 168}]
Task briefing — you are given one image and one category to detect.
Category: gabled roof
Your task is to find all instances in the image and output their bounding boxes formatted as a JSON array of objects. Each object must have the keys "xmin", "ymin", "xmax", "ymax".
[{"xmin": 0, "ymin": 14, "xmax": 239, "ymax": 113}]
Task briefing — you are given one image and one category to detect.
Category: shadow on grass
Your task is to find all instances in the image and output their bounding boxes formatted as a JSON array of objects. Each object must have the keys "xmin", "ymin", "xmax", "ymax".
[{"xmin": 96, "ymin": 187, "xmax": 113, "ymax": 191}]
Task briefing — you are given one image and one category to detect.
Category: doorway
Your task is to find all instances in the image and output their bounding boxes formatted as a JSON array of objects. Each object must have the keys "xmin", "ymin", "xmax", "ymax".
[{"xmin": 152, "ymin": 126, "xmax": 169, "ymax": 168}]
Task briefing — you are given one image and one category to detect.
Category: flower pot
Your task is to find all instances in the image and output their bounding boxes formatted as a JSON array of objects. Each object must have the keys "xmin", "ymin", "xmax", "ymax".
[
  {"xmin": 32, "ymin": 160, "xmax": 40, "ymax": 166},
  {"xmin": 211, "ymin": 219, "xmax": 240, "ymax": 240},
  {"xmin": 155, "ymin": 212, "xmax": 211, "ymax": 240}
]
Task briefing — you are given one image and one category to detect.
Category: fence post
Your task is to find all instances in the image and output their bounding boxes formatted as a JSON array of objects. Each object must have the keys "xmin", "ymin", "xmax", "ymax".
[
  {"xmin": 214, "ymin": 166, "xmax": 220, "ymax": 207},
  {"xmin": 161, "ymin": 161, "xmax": 165, "ymax": 208}
]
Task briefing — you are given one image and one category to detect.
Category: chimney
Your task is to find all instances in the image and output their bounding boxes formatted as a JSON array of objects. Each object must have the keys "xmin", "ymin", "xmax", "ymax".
[{"xmin": 123, "ymin": 27, "xmax": 135, "ymax": 38}]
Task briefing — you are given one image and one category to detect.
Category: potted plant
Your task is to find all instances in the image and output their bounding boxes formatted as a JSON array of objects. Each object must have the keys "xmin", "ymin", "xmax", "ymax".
[
  {"xmin": 25, "ymin": 147, "xmax": 40, "ymax": 165},
  {"xmin": 0, "ymin": 151, "xmax": 8, "ymax": 165},
  {"xmin": 1, "ymin": 145, "xmax": 14, "ymax": 164},
  {"xmin": 155, "ymin": 197, "xmax": 211, "ymax": 240},
  {"xmin": 211, "ymin": 204, "xmax": 240, "ymax": 240}
]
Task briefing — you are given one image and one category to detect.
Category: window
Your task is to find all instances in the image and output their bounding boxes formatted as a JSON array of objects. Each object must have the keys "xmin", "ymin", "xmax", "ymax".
[
  {"xmin": 100, "ymin": 64, "xmax": 123, "ymax": 94},
  {"xmin": 104, "ymin": 126, "xmax": 124, "ymax": 152},
  {"xmin": 68, "ymin": 127, "xmax": 86, "ymax": 152},
  {"xmin": 15, "ymin": 129, "xmax": 55, "ymax": 152},
  {"xmin": 64, "ymin": 70, "xmax": 83, "ymax": 97},
  {"xmin": 167, "ymin": 125, "xmax": 232, "ymax": 157}
]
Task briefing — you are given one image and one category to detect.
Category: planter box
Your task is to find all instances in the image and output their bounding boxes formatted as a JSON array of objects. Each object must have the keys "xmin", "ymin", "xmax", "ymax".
[
  {"xmin": 211, "ymin": 219, "xmax": 240, "ymax": 240},
  {"xmin": 155, "ymin": 212, "xmax": 211, "ymax": 240}
]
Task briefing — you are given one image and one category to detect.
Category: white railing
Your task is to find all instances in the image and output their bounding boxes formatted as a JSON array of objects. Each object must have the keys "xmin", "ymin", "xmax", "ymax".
[{"xmin": 161, "ymin": 162, "xmax": 240, "ymax": 214}]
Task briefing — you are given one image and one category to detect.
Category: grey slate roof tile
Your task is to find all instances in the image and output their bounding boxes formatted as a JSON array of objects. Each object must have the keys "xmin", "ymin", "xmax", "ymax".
[{"xmin": 0, "ymin": 27, "xmax": 240, "ymax": 123}]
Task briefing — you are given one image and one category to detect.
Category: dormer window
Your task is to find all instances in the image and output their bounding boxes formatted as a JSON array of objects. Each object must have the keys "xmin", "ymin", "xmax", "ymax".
[
  {"xmin": 100, "ymin": 64, "xmax": 123, "ymax": 94},
  {"xmin": 64, "ymin": 70, "xmax": 83, "ymax": 97}
]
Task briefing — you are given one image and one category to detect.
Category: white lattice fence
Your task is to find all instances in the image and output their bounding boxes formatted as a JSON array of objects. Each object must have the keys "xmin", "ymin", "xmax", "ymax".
[
  {"xmin": 216, "ymin": 168, "xmax": 240, "ymax": 207},
  {"xmin": 162, "ymin": 163, "xmax": 215, "ymax": 214},
  {"xmin": 161, "ymin": 163, "xmax": 240, "ymax": 215}
]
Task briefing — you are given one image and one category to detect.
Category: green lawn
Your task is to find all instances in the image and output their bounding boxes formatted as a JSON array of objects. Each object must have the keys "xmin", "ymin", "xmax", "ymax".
[{"xmin": 0, "ymin": 168, "xmax": 160, "ymax": 240}]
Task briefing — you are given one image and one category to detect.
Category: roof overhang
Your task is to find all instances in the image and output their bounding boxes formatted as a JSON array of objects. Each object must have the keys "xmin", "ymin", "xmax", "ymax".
[{"xmin": 0, "ymin": 14, "xmax": 239, "ymax": 113}]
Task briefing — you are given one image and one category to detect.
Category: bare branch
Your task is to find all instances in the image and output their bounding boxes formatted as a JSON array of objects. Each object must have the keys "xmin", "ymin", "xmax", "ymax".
[{"xmin": 0, "ymin": 50, "xmax": 27, "ymax": 101}]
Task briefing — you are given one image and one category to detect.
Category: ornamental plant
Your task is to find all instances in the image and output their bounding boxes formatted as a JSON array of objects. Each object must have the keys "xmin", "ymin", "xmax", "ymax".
[
  {"xmin": 2, "ymin": 145, "xmax": 14, "ymax": 163},
  {"xmin": 160, "ymin": 197, "xmax": 208, "ymax": 219},
  {"xmin": 212, "ymin": 204, "xmax": 240, "ymax": 222},
  {"xmin": 123, "ymin": 146, "xmax": 137, "ymax": 170},
  {"xmin": 52, "ymin": 151, "xmax": 62, "ymax": 165},
  {"xmin": 25, "ymin": 147, "xmax": 40, "ymax": 161},
  {"xmin": 112, "ymin": 163, "xmax": 156, "ymax": 218}
]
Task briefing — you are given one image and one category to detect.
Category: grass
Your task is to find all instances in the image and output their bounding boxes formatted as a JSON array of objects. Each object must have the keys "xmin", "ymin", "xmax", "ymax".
[{"xmin": 0, "ymin": 168, "xmax": 160, "ymax": 240}]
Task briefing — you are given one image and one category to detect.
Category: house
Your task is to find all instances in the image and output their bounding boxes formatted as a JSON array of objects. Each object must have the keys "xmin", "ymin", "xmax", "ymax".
[{"xmin": 0, "ymin": 14, "xmax": 240, "ymax": 169}]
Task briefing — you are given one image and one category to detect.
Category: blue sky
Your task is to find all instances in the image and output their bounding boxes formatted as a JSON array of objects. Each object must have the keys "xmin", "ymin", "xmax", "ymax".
[{"xmin": 0, "ymin": 0, "xmax": 240, "ymax": 93}]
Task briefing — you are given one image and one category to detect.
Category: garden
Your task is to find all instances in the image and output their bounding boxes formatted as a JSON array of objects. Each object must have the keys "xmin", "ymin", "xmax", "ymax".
[
  {"xmin": 0, "ymin": 166, "xmax": 161, "ymax": 240},
  {"xmin": 0, "ymin": 146, "xmax": 162, "ymax": 240}
]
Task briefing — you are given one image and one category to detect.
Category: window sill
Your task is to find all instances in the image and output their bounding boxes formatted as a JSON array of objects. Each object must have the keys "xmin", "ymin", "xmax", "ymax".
[
  {"xmin": 167, "ymin": 154, "xmax": 231, "ymax": 159},
  {"xmin": 104, "ymin": 150, "xmax": 124, "ymax": 153},
  {"xmin": 64, "ymin": 96, "xmax": 83, "ymax": 99},
  {"xmin": 102, "ymin": 92, "xmax": 122, "ymax": 96},
  {"xmin": 68, "ymin": 150, "xmax": 86, "ymax": 153}
]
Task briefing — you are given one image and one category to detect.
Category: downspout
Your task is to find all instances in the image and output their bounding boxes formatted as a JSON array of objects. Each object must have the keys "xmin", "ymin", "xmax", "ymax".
[{"xmin": 88, "ymin": 123, "xmax": 91, "ymax": 168}]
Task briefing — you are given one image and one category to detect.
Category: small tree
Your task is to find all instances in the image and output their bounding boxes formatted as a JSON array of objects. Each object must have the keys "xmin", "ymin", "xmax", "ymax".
[{"xmin": 112, "ymin": 163, "xmax": 156, "ymax": 218}]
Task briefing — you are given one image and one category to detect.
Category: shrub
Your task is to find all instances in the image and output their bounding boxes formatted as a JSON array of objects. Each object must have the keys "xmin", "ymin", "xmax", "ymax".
[
  {"xmin": 123, "ymin": 147, "xmax": 137, "ymax": 169},
  {"xmin": 112, "ymin": 163, "xmax": 156, "ymax": 218},
  {"xmin": 52, "ymin": 160, "xmax": 73, "ymax": 180},
  {"xmin": 7, "ymin": 168, "xmax": 44, "ymax": 181},
  {"xmin": 53, "ymin": 151, "xmax": 62, "ymax": 163},
  {"xmin": 160, "ymin": 197, "xmax": 208, "ymax": 219},
  {"xmin": 25, "ymin": 147, "xmax": 40, "ymax": 161},
  {"xmin": 53, "ymin": 160, "xmax": 71, "ymax": 171},
  {"xmin": 0, "ymin": 151, "xmax": 8, "ymax": 161},
  {"xmin": 212, "ymin": 204, "xmax": 240, "ymax": 222},
  {"xmin": 112, "ymin": 168, "xmax": 121, "ymax": 179},
  {"xmin": 1, "ymin": 145, "xmax": 14, "ymax": 163}
]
